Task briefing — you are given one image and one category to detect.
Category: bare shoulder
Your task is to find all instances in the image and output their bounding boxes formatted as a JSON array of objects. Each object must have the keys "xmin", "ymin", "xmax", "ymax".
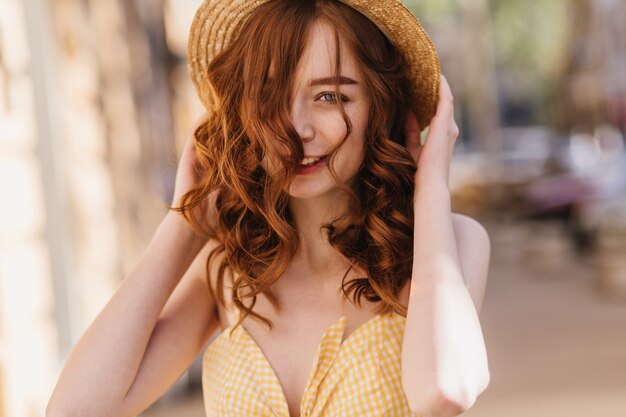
[{"xmin": 450, "ymin": 212, "xmax": 491, "ymax": 314}]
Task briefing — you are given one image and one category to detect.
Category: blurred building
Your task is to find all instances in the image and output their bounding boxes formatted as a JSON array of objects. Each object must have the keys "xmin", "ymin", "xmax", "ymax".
[{"xmin": 0, "ymin": 1, "xmax": 203, "ymax": 416}]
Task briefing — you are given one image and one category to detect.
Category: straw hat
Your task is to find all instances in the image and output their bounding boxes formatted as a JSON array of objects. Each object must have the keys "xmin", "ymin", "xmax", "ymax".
[{"xmin": 187, "ymin": 0, "xmax": 440, "ymax": 130}]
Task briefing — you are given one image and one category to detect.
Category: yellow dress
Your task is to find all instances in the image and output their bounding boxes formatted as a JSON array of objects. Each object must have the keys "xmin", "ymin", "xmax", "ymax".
[{"xmin": 201, "ymin": 310, "xmax": 420, "ymax": 417}]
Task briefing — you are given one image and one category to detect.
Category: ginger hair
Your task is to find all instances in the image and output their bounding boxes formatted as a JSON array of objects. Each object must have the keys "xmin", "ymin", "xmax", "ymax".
[{"xmin": 170, "ymin": 0, "xmax": 418, "ymax": 335}]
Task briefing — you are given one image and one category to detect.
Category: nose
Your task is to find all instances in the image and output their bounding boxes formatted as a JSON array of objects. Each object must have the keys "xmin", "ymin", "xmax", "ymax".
[{"xmin": 291, "ymin": 100, "xmax": 314, "ymax": 143}]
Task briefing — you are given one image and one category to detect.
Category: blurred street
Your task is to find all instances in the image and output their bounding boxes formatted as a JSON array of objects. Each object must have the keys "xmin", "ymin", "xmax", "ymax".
[{"xmin": 141, "ymin": 218, "xmax": 626, "ymax": 417}]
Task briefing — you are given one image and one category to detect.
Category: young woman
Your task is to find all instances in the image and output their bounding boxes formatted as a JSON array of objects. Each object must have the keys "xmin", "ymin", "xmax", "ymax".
[{"xmin": 47, "ymin": 1, "xmax": 491, "ymax": 417}]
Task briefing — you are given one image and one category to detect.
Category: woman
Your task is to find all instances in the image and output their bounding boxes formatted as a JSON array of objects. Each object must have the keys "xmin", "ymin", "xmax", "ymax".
[{"xmin": 47, "ymin": 1, "xmax": 491, "ymax": 417}]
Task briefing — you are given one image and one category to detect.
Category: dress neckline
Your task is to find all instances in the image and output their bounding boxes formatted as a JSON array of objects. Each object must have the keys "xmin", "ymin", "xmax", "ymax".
[{"xmin": 226, "ymin": 311, "xmax": 402, "ymax": 417}]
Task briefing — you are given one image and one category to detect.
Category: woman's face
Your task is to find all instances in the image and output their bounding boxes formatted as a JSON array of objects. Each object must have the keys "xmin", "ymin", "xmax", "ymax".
[{"xmin": 262, "ymin": 19, "xmax": 371, "ymax": 200}]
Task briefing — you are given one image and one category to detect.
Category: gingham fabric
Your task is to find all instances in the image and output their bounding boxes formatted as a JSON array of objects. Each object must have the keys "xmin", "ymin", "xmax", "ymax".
[{"xmin": 202, "ymin": 310, "xmax": 420, "ymax": 417}]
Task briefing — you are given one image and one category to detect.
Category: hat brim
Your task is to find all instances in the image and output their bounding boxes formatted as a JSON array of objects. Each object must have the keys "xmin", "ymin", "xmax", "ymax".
[{"xmin": 187, "ymin": 0, "xmax": 440, "ymax": 130}]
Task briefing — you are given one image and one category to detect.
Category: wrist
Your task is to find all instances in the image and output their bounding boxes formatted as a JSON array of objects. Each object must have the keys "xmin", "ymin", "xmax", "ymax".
[
  {"xmin": 414, "ymin": 176, "xmax": 450, "ymax": 203},
  {"xmin": 162, "ymin": 212, "xmax": 206, "ymax": 251}
]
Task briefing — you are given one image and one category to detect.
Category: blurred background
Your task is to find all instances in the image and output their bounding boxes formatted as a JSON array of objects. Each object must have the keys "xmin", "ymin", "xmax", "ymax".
[{"xmin": 1, "ymin": 0, "xmax": 625, "ymax": 416}]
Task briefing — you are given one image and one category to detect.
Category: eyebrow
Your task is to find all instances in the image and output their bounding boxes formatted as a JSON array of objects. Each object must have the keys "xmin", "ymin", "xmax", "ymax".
[{"xmin": 309, "ymin": 75, "xmax": 359, "ymax": 87}]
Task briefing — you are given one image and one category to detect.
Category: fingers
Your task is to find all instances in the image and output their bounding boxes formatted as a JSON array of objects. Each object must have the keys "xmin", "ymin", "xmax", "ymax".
[
  {"xmin": 434, "ymin": 74, "xmax": 454, "ymax": 122},
  {"xmin": 430, "ymin": 74, "xmax": 459, "ymax": 140},
  {"xmin": 182, "ymin": 111, "xmax": 211, "ymax": 162},
  {"xmin": 192, "ymin": 110, "xmax": 211, "ymax": 129},
  {"xmin": 179, "ymin": 133, "xmax": 197, "ymax": 169},
  {"xmin": 184, "ymin": 111, "xmax": 210, "ymax": 151}
]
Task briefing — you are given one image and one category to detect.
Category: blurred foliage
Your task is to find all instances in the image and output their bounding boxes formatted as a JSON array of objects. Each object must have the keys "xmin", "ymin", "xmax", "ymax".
[
  {"xmin": 490, "ymin": 0, "xmax": 569, "ymax": 126},
  {"xmin": 406, "ymin": 0, "xmax": 458, "ymax": 23},
  {"xmin": 407, "ymin": 0, "xmax": 571, "ymax": 127},
  {"xmin": 490, "ymin": 0, "xmax": 568, "ymax": 76}
]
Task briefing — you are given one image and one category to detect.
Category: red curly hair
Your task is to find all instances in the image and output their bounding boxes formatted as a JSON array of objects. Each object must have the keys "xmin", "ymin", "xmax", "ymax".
[{"xmin": 170, "ymin": 0, "xmax": 418, "ymax": 335}]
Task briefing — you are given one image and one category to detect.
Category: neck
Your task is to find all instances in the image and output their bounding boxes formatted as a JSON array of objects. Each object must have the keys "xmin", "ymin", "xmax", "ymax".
[{"xmin": 287, "ymin": 189, "xmax": 353, "ymax": 279}]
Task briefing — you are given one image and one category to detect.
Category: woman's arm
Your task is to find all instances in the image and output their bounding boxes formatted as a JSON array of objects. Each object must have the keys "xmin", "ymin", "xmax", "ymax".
[
  {"xmin": 402, "ymin": 186, "xmax": 491, "ymax": 417},
  {"xmin": 400, "ymin": 75, "xmax": 491, "ymax": 417},
  {"xmin": 46, "ymin": 114, "xmax": 220, "ymax": 417},
  {"xmin": 45, "ymin": 214, "xmax": 216, "ymax": 417}
]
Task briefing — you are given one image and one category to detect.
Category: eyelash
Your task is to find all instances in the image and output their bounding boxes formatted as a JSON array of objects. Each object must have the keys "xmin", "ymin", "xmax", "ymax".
[{"xmin": 318, "ymin": 92, "xmax": 349, "ymax": 104}]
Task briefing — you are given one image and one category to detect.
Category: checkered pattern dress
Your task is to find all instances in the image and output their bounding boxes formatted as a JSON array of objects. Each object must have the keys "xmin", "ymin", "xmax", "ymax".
[{"xmin": 202, "ymin": 310, "xmax": 420, "ymax": 417}]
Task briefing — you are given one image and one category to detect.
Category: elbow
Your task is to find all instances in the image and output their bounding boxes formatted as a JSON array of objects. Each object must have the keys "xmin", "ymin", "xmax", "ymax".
[
  {"xmin": 407, "ymin": 375, "xmax": 491, "ymax": 417},
  {"xmin": 406, "ymin": 386, "xmax": 467, "ymax": 417}
]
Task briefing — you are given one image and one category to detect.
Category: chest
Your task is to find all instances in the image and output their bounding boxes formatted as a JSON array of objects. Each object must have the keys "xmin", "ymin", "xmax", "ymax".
[{"xmin": 214, "ymin": 274, "xmax": 410, "ymax": 417}]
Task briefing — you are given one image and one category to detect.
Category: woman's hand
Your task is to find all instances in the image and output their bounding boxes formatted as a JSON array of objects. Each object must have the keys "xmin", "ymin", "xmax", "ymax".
[
  {"xmin": 172, "ymin": 131, "xmax": 201, "ymax": 210},
  {"xmin": 404, "ymin": 74, "xmax": 459, "ymax": 190},
  {"xmin": 169, "ymin": 112, "xmax": 221, "ymax": 238},
  {"xmin": 171, "ymin": 112, "xmax": 210, "ymax": 209}
]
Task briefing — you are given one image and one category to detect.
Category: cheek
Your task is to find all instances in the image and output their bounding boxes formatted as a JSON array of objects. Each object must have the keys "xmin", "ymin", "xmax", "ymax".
[
  {"xmin": 347, "ymin": 111, "xmax": 368, "ymax": 161},
  {"xmin": 333, "ymin": 131, "xmax": 366, "ymax": 176},
  {"xmin": 350, "ymin": 136, "xmax": 367, "ymax": 168}
]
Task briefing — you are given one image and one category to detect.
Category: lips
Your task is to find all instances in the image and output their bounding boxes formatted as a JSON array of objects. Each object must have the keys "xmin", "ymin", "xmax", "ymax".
[
  {"xmin": 299, "ymin": 154, "xmax": 328, "ymax": 167},
  {"xmin": 296, "ymin": 154, "xmax": 328, "ymax": 175}
]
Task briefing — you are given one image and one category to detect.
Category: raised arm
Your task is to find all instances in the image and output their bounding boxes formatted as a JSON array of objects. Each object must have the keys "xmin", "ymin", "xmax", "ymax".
[{"xmin": 46, "ymin": 115, "xmax": 221, "ymax": 417}]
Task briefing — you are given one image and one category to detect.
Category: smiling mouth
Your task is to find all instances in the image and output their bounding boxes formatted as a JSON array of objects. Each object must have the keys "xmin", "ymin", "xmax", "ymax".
[{"xmin": 299, "ymin": 154, "xmax": 328, "ymax": 167}]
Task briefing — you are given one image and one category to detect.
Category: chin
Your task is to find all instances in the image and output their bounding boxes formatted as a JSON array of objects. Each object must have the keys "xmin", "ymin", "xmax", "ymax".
[
  {"xmin": 286, "ymin": 173, "xmax": 357, "ymax": 201},
  {"xmin": 286, "ymin": 183, "xmax": 333, "ymax": 200}
]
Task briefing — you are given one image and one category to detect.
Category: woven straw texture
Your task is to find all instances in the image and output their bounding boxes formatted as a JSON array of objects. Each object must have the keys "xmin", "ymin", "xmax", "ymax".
[
  {"xmin": 202, "ymin": 311, "xmax": 421, "ymax": 416},
  {"xmin": 187, "ymin": 0, "xmax": 440, "ymax": 129}
]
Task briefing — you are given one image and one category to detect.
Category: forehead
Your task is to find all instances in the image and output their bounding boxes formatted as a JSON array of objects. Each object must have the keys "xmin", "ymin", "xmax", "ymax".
[{"xmin": 270, "ymin": 19, "xmax": 361, "ymax": 84}]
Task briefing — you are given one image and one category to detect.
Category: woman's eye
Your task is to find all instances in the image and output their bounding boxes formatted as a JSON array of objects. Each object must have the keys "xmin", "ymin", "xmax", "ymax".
[{"xmin": 319, "ymin": 92, "xmax": 349, "ymax": 104}]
